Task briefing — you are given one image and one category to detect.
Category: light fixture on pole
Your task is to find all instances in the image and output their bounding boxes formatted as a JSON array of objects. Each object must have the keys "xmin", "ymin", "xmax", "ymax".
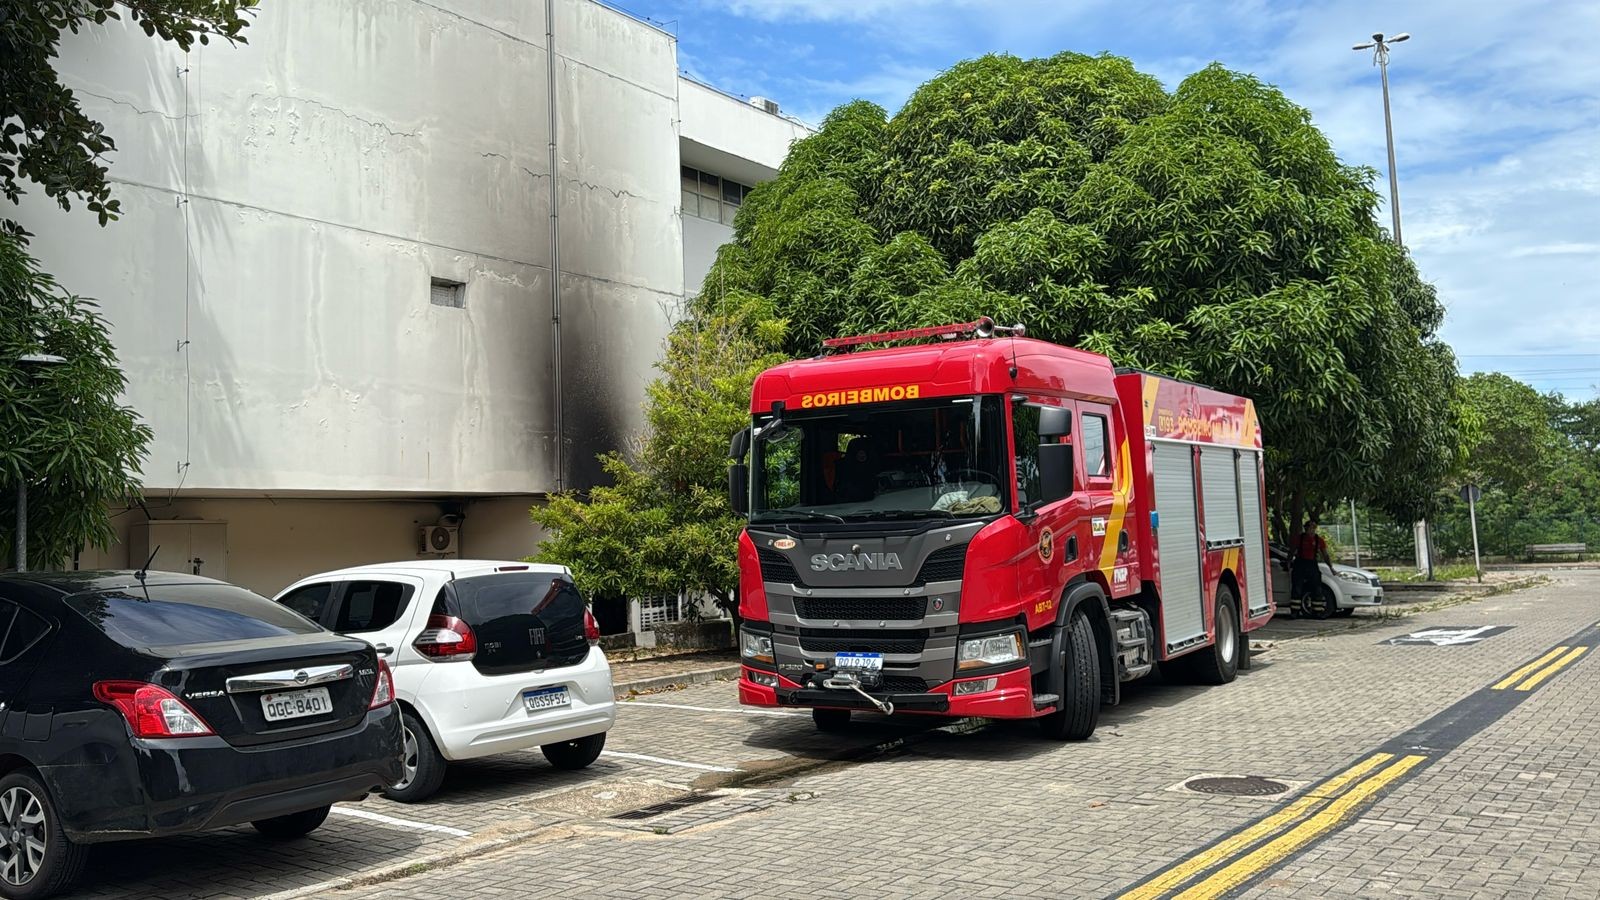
[{"xmin": 11, "ymin": 352, "xmax": 68, "ymax": 572}]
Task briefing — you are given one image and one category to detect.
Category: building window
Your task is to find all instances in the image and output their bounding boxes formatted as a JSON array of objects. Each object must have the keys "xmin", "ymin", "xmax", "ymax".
[
  {"xmin": 680, "ymin": 165, "xmax": 752, "ymax": 224},
  {"xmin": 430, "ymin": 277, "xmax": 465, "ymax": 309}
]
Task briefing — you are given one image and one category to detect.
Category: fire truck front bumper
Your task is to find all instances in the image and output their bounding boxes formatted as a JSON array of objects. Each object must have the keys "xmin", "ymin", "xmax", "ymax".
[{"xmin": 739, "ymin": 665, "xmax": 1038, "ymax": 718}]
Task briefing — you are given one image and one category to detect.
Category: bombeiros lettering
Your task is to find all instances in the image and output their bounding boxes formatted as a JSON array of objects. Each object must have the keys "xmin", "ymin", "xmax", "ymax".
[{"xmin": 799, "ymin": 384, "xmax": 920, "ymax": 409}]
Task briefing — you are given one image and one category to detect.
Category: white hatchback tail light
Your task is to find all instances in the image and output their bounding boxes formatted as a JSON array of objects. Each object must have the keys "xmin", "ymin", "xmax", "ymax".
[
  {"xmin": 369, "ymin": 658, "xmax": 395, "ymax": 709},
  {"xmin": 413, "ymin": 614, "xmax": 478, "ymax": 661}
]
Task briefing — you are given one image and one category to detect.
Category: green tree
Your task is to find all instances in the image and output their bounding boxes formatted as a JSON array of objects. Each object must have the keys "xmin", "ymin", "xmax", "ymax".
[
  {"xmin": 1427, "ymin": 374, "xmax": 1600, "ymax": 560},
  {"xmin": 531, "ymin": 308, "xmax": 786, "ymax": 617},
  {"xmin": 699, "ymin": 53, "xmax": 1463, "ymax": 537},
  {"xmin": 1456, "ymin": 372, "xmax": 1565, "ymax": 490},
  {"xmin": 1, "ymin": 236, "xmax": 151, "ymax": 567},
  {"xmin": 1, "ymin": 0, "xmax": 258, "ymax": 235}
]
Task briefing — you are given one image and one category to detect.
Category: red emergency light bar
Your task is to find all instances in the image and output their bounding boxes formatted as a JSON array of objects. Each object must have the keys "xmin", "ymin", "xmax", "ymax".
[{"xmin": 820, "ymin": 316, "xmax": 1025, "ymax": 354}]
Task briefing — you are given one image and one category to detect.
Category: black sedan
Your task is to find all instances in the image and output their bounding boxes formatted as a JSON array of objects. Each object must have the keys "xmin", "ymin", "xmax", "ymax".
[{"xmin": 0, "ymin": 571, "xmax": 403, "ymax": 899}]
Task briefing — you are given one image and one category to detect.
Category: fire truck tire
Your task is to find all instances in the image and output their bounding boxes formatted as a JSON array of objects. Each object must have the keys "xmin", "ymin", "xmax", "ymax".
[
  {"xmin": 1185, "ymin": 587, "xmax": 1241, "ymax": 685},
  {"xmin": 812, "ymin": 708, "xmax": 852, "ymax": 732},
  {"xmin": 1038, "ymin": 612, "xmax": 1100, "ymax": 741}
]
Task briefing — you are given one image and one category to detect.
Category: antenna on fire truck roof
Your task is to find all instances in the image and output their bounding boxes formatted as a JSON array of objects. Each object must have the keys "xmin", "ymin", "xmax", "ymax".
[{"xmin": 819, "ymin": 316, "xmax": 1026, "ymax": 356}]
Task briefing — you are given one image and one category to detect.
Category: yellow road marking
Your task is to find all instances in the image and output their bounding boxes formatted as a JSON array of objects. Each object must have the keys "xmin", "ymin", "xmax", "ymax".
[
  {"xmin": 1173, "ymin": 755, "xmax": 1428, "ymax": 900},
  {"xmin": 1492, "ymin": 647, "xmax": 1570, "ymax": 690},
  {"xmin": 1515, "ymin": 646, "xmax": 1589, "ymax": 691},
  {"xmin": 1115, "ymin": 754, "xmax": 1394, "ymax": 900}
]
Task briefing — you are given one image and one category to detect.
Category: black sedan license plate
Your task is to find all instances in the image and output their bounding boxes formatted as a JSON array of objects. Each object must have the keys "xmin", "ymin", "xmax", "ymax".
[{"xmin": 261, "ymin": 687, "xmax": 333, "ymax": 722}]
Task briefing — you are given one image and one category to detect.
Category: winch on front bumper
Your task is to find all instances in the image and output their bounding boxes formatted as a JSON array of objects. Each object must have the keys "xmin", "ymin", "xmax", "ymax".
[
  {"xmin": 777, "ymin": 668, "xmax": 946, "ymax": 715},
  {"xmin": 741, "ymin": 664, "xmax": 1040, "ymax": 718}
]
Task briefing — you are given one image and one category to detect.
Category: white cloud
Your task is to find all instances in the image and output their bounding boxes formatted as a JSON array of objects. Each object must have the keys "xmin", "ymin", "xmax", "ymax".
[
  {"xmin": 1509, "ymin": 243, "xmax": 1600, "ymax": 258},
  {"xmin": 709, "ymin": 0, "xmax": 1004, "ymax": 24}
]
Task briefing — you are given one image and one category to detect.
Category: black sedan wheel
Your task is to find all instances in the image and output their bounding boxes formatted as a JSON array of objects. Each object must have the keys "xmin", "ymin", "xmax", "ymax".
[{"xmin": 0, "ymin": 772, "xmax": 88, "ymax": 900}]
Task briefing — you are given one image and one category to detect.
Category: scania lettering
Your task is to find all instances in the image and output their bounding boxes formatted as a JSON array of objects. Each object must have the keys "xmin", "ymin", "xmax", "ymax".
[
  {"xmin": 811, "ymin": 553, "xmax": 904, "ymax": 572},
  {"xmin": 728, "ymin": 318, "xmax": 1273, "ymax": 739}
]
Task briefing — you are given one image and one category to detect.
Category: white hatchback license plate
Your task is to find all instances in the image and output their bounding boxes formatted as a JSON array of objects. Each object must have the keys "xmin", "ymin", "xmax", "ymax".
[
  {"xmin": 523, "ymin": 686, "xmax": 571, "ymax": 712},
  {"xmin": 834, "ymin": 652, "xmax": 883, "ymax": 671},
  {"xmin": 260, "ymin": 687, "xmax": 333, "ymax": 722}
]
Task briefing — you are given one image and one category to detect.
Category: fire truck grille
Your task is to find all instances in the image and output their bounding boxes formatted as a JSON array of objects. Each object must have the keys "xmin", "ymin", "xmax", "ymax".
[
  {"xmin": 756, "ymin": 548, "xmax": 802, "ymax": 584},
  {"xmin": 915, "ymin": 545, "xmax": 967, "ymax": 583},
  {"xmin": 877, "ymin": 675, "xmax": 931, "ymax": 693},
  {"xmin": 799, "ymin": 629, "xmax": 927, "ymax": 655},
  {"xmin": 794, "ymin": 597, "xmax": 924, "ymax": 621}
]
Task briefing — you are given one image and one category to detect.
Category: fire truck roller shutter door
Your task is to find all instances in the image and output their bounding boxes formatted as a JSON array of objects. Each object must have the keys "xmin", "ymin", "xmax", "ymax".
[
  {"xmin": 1153, "ymin": 442, "xmax": 1206, "ymax": 650},
  {"xmin": 1241, "ymin": 451, "xmax": 1271, "ymax": 617}
]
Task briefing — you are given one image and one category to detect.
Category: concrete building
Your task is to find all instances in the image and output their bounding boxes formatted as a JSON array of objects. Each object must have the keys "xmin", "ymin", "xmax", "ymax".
[{"xmin": 15, "ymin": 0, "xmax": 809, "ymax": 605}]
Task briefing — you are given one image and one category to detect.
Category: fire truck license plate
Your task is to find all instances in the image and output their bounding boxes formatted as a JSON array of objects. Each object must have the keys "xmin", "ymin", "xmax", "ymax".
[{"xmin": 834, "ymin": 652, "xmax": 883, "ymax": 671}]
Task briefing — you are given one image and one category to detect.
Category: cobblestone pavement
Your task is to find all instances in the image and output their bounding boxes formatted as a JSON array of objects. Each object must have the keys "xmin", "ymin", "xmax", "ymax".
[
  {"xmin": 84, "ymin": 573, "xmax": 1599, "ymax": 899},
  {"xmin": 609, "ymin": 649, "xmax": 739, "ymax": 687}
]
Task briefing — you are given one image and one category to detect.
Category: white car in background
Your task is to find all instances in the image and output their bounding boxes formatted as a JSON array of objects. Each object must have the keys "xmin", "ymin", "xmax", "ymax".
[
  {"xmin": 275, "ymin": 560, "xmax": 615, "ymax": 802},
  {"xmin": 1269, "ymin": 544, "xmax": 1384, "ymax": 619}
]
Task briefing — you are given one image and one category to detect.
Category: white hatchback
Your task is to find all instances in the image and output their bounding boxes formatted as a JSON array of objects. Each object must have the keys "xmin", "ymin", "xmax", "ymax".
[{"xmin": 274, "ymin": 560, "xmax": 615, "ymax": 802}]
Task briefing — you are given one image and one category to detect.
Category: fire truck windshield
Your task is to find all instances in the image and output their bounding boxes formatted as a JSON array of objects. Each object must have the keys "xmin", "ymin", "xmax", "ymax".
[{"xmin": 749, "ymin": 395, "xmax": 1010, "ymax": 523}]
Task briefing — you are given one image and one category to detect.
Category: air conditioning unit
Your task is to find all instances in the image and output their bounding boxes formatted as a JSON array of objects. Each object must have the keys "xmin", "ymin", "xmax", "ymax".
[
  {"xmin": 419, "ymin": 525, "xmax": 459, "ymax": 555},
  {"xmin": 749, "ymin": 96, "xmax": 780, "ymax": 115}
]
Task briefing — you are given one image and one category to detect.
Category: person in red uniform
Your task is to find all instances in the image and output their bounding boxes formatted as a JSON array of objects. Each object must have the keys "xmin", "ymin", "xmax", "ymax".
[{"xmin": 1292, "ymin": 517, "xmax": 1337, "ymax": 605}]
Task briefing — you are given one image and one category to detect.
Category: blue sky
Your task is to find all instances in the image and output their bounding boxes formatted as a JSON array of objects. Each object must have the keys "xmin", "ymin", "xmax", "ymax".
[{"xmin": 616, "ymin": 0, "xmax": 1600, "ymax": 401}]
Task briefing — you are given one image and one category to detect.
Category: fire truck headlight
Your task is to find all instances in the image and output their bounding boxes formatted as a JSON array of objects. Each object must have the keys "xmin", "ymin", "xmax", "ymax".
[
  {"xmin": 741, "ymin": 629, "xmax": 774, "ymax": 665},
  {"xmin": 957, "ymin": 632, "xmax": 1024, "ymax": 670}
]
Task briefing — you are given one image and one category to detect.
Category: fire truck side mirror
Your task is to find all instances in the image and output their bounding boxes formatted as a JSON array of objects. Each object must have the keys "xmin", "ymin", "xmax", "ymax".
[
  {"xmin": 1038, "ymin": 407, "xmax": 1072, "ymax": 438},
  {"xmin": 728, "ymin": 463, "xmax": 750, "ymax": 516},
  {"xmin": 1038, "ymin": 442, "xmax": 1075, "ymax": 505},
  {"xmin": 728, "ymin": 427, "xmax": 751, "ymax": 461}
]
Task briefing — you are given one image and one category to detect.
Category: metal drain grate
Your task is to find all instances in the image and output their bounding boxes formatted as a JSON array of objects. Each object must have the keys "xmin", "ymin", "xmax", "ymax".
[
  {"xmin": 1185, "ymin": 776, "xmax": 1289, "ymax": 797},
  {"xmin": 609, "ymin": 794, "xmax": 721, "ymax": 821}
]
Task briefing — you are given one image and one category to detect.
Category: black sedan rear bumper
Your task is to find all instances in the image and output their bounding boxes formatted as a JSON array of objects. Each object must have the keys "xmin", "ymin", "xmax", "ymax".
[{"xmin": 43, "ymin": 704, "xmax": 402, "ymax": 843}]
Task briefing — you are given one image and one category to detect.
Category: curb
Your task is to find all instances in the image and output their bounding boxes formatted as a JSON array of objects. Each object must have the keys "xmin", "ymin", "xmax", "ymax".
[
  {"xmin": 1264, "ymin": 575, "xmax": 1548, "ymax": 644},
  {"xmin": 257, "ymin": 823, "xmax": 556, "ymax": 900},
  {"xmin": 614, "ymin": 663, "xmax": 741, "ymax": 695}
]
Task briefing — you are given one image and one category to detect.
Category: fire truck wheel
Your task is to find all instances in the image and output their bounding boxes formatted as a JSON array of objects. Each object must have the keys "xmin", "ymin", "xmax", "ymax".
[
  {"xmin": 1186, "ymin": 587, "xmax": 1241, "ymax": 685},
  {"xmin": 1038, "ymin": 611, "xmax": 1100, "ymax": 741},
  {"xmin": 812, "ymin": 708, "xmax": 852, "ymax": 732}
]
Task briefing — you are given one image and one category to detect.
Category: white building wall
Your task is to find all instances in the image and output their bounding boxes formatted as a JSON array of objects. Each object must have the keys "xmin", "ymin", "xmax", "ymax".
[
  {"xmin": 17, "ymin": 2, "xmax": 807, "ymax": 601},
  {"xmin": 15, "ymin": 0, "xmax": 682, "ymax": 496},
  {"xmin": 79, "ymin": 496, "xmax": 549, "ymax": 597},
  {"xmin": 677, "ymin": 78, "xmax": 808, "ymax": 299},
  {"xmin": 683, "ymin": 215, "xmax": 734, "ymax": 298},
  {"xmin": 679, "ymin": 79, "xmax": 811, "ymax": 174}
]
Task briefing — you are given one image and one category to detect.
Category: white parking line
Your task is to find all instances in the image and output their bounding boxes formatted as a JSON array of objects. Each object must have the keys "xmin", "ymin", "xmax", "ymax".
[
  {"xmin": 330, "ymin": 806, "xmax": 472, "ymax": 838},
  {"xmin": 625, "ymin": 700, "xmax": 808, "ymax": 718},
  {"xmin": 599, "ymin": 750, "xmax": 738, "ymax": 773}
]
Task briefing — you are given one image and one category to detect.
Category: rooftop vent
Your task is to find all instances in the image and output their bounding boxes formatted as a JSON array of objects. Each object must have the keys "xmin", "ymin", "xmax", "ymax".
[{"xmin": 749, "ymin": 96, "xmax": 780, "ymax": 115}]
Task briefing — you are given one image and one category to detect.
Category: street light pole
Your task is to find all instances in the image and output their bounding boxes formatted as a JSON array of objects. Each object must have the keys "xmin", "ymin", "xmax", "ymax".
[
  {"xmin": 1353, "ymin": 31, "xmax": 1409, "ymax": 246},
  {"xmin": 11, "ymin": 353, "xmax": 68, "ymax": 572},
  {"xmin": 1353, "ymin": 31, "xmax": 1428, "ymax": 577}
]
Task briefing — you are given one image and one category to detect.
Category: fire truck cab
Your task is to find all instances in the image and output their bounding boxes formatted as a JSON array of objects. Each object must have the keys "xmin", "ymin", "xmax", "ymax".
[{"xmin": 729, "ymin": 319, "xmax": 1273, "ymax": 739}]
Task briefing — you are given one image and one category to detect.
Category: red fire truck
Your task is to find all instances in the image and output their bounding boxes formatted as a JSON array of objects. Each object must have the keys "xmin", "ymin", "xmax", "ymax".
[{"xmin": 728, "ymin": 318, "xmax": 1272, "ymax": 739}]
